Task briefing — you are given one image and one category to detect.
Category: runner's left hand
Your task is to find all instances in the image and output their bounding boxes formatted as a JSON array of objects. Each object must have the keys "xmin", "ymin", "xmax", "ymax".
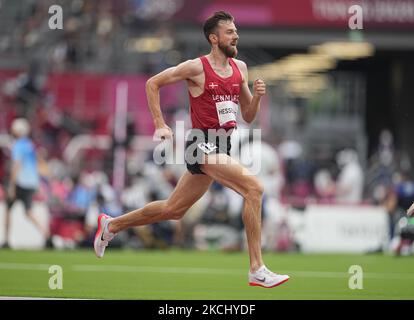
[{"xmin": 253, "ymin": 79, "xmax": 266, "ymax": 97}]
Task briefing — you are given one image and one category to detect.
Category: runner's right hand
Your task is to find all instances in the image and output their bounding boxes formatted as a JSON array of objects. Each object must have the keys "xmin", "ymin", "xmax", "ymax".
[{"xmin": 153, "ymin": 125, "xmax": 173, "ymax": 141}]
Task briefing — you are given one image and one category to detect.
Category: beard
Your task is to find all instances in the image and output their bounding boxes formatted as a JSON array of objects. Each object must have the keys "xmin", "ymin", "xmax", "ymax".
[{"xmin": 218, "ymin": 41, "xmax": 237, "ymax": 58}]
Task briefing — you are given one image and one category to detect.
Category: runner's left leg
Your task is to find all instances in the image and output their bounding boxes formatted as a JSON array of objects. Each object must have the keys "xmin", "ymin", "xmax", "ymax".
[{"xmin": 200, "ymin": 153, "xmax": 264, "ymax": 272}]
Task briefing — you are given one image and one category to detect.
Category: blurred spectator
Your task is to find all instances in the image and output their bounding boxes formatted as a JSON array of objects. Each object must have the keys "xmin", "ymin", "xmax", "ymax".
[
  {"xmin": 0, "ymin": 148, "xmax": 7, "ymax": 184},
  {"xmin": 37, "ymin": 107, "xmax": 65, "ymax": 158},
  {"xmin": 95, "ymin": 172, "xmax": 123, "ymax": 218},
  {"xmin": 36, "ymin": 147, "xmax": 51, "ymax": 181},
  {"xmin": 118, "ymin": 173, "xmax": 152, "ymax": 248},
  {"xmin": 193, "ymin": 183, "xmax": 242, "ymax": 251},
  {"xmin": 366, "ymin": 129, "xmax": 397, "ymax": 204},
  {"xmin": 2, "ymin": 64, "xmax": 46, "ymax": 118},
  {"xmin": 392, "ymin": 170, "xmax": 414, "ymax": 210},
  {"xmin": 3, "ymin": 118, "xmax": 51, "ymax": 248},
  {"xmin": 46, "ymin": 174, "xmax": 76, "ymax": 249},
  {"xmin": 141, "ymin": 162, "xmax": 175, "ymax": 199},
  {"xmin": 49, "ymin": 170, "xmax": 123, "ymax": 249},
  {"xmin": 15, "ymin": 62, "xmax": 46, "ymax": 117},
  {"xmin": 335, "ymin": 149, "xmax": 364, "ymax": 204},
  {"xmin": 238, "ymin": 132, "xmax": 285, "ymax": 251},
  {"xmin": 121, "ymin": 166, "xmax": 178, "ymax": 249},
  {"xmin": 67, "ymin": 172, "xmax": 96, "ymax": 214},
  {"xmin": 386, "ymin": 171, "xmax": 414, "ymax": 249},
  {"xmin": 395, "ymin": 216, "xmax": 414, "ymax": 256},
  {"xmin": 313, "ymin": 168, "xmax": 336, "ymax": 203},
  {"xmin": 46, "ymin": 171, "xmax": 95, "ymax": 247},
  {"xmin": 278, "ymin": 140, "xmax": 314, "ymax": 201},
  {"xmin": 238, "ymin": 133, "xmax": 284, "ymax": 198}
]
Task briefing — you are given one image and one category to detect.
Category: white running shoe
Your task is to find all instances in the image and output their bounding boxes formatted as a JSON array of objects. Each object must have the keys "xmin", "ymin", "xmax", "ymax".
[
  {"xmin": 249, "ymin": 265, "xmax": 290, "ymax": 288},
  {"xmin": 94, "ymin": 213, "xmax": 115, "ymax": 258}
]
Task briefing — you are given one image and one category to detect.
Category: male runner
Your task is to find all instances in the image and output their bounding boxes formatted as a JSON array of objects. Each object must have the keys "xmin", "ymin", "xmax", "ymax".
[{"xmin": 94, "ymin": 11, "xmax": 289, "ymax": 288}]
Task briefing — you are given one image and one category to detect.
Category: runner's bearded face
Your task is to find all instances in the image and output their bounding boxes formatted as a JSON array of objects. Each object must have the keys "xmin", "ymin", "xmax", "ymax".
[{"xmin": 216, "ymin": 21, "xmax": 238, "ymax": 58}]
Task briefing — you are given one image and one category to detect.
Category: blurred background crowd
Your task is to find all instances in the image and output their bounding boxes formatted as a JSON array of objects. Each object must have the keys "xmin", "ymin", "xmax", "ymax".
[{"xmin": 0, "ymin": 0, "xmax": 414, "ymax": 255}]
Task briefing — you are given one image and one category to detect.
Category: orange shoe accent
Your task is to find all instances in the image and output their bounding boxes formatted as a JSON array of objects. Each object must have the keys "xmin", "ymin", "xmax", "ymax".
[{"xmin": 249, "ymin": 277, "xmax": 290, "ymax": 288}]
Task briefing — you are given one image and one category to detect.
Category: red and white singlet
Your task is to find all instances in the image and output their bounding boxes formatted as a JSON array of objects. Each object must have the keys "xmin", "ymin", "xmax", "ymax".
[{"xmin": 189, "ymin": 56, "xmax": 243, "ymax": 130}]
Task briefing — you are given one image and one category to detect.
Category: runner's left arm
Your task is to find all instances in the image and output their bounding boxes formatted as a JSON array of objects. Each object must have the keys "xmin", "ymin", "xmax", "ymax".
[{"xmin": 238, "ymin": 61, "xmax": 266, "ymax": 124}]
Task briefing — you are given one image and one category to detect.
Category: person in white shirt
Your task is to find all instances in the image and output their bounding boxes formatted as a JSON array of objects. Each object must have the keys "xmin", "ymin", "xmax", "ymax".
[{"xmin": 335, "ymin": 149, "xmax": 364, "ymax": 204}]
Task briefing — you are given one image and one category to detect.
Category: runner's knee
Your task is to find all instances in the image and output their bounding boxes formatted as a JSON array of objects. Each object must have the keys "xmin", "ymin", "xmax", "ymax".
[
  {"xmin": 165, "ymin": 209, "xmax": 186, "ymax": 220},
  {"xmin": 164, "ymin": 202, "xmax": 187, "ymax": 220},
  {"xmin": 244, "ymin": 179, "xmax": 264, "ymax": 202}
]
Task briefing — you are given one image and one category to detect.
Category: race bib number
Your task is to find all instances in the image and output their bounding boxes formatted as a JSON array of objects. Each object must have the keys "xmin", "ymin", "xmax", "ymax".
[
  {"xmin": 215, "ymin": 101, "xmax": 238, "ymax": 127},
  {"xmin": 197, "ymin": 142, "xmax": 217, "ymax": 154}
]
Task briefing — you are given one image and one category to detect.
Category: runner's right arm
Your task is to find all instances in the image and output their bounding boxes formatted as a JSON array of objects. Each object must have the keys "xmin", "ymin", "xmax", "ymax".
[{"xmin": 146, "ymin": 60, "xmax": 201, "ymax": 139}]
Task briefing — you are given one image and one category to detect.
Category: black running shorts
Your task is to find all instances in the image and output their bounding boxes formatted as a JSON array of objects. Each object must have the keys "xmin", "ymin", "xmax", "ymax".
[{"xmin": 184, "ymin": 129, "xmax": 232, "ymax": 175}]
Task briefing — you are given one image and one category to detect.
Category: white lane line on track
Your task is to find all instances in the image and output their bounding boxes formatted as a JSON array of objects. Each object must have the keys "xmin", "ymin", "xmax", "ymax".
[
  {"xmin": 1, "ymin": 262, "xmax": 414, "ymax": 280},
  {"xmin": 0, "ymin": 296, "xmax": 95, "ymax": 300},
  {"xmin": 0, "ymin": 263, "xmax": 50, "ymax": 270}
]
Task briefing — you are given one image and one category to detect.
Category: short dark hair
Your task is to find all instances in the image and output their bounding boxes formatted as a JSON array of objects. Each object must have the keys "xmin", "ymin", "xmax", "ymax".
[{"xmin": 203, "ymin": 11, "xmax": 234, "ymax": 44}]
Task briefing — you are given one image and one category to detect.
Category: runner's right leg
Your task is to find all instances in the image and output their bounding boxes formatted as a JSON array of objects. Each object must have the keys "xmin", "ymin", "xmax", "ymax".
[
  {"xmin": 94, "ymin": 171, "xmax": 213, "ymax": 257},
  {"xmin": 108, "ymin": 171, "xmax": 213, "ymax": 233}
]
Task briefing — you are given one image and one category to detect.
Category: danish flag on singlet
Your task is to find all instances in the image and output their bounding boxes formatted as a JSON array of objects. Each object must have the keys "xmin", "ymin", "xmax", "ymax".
[{"xmin": 208, "ymin": 82, "xmax": 218, "ymax": 89}]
